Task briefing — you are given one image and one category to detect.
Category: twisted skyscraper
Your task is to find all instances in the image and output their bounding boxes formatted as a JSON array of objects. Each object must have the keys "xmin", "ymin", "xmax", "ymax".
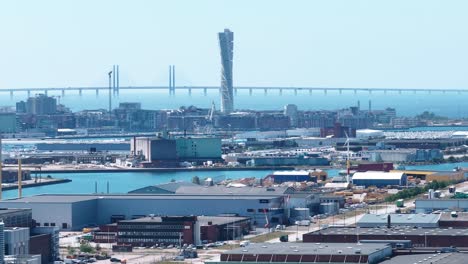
[{"xmin": 218, "ymin": 29, "xmax": 234, "ymax": 114}]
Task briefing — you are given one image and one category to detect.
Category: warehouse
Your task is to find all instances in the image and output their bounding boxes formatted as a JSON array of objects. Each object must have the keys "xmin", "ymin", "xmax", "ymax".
[
  {"xmin": 0, "ymin": 192, "xmax": 285, "ymax": 231},
  {"xmin": 264, "ymin": 170, "xmax": 317, "ymax": 184},
  {"xmin": 357, "ymin": 214, "xmax": 440, "ymax": 228},
  {"xmin": 303, "ymin": 226, "xmax": 468, "ymax": 247},
  {"xmin": 352, "ymin": 172, "xmax": 407, "ymax": 187},
  {"xmin": 215, "ymin": 242, "xmax": 392, "ymax": 264},
  {"xmin": 415, "ymin": 199, "xmax": 468, "ymax": 213}
]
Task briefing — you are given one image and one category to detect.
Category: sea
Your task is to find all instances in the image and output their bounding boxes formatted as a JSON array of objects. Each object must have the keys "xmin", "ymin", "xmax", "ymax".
[
  {"xmin": 1, "ymin": 89, "xmax": 468, "ymax": 118},
  {"xmin": 1, "ymin": 162, "xmax": 467, "ymax": 200}
]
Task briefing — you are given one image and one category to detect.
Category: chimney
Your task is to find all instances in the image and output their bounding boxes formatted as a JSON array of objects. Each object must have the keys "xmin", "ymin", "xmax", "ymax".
[{"xmin": 387, "ymin": 214, "xmax": 391, "ymax": 228}]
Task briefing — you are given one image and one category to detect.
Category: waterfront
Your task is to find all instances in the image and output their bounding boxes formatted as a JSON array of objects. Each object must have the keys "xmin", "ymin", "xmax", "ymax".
[
  {"xmin": 1, "ymin": 162, "xmax": 467, "ymax": 200},
  {"xmin": 1, "ymin": 89, "xmax": 468, "ymax": 118}
]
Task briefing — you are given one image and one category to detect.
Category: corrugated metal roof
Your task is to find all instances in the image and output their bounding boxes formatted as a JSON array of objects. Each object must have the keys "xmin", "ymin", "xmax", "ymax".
[{"xmin": 352, "ymin": 172, "xmax": 404, "ymax": 180}]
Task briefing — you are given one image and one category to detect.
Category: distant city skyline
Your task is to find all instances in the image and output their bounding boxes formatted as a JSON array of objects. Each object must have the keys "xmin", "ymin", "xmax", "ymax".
[{"xmin": 1, "ymin": 0, "xmax": 468, "ymax": 89}]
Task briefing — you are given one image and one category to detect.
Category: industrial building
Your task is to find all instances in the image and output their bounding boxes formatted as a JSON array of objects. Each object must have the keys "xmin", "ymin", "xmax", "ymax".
[
  {"xmin": 264, "ymin": 170, "xmax": 319, "ymax": 184},
  {"xmin": 0, "ymin": 191, "xmax": 287, "ymax": 231},
  {"xmin": 357, "ymin": 214, "xmax": 440, "ymax": 228},
  {"xmin": 131, "ymin": 136, "xmax": 222, "ymax": 165},
  {"xmin": 380, "ymin": 253, "xmax": 468, "ymax": 264},
  {"xmin": 390, "ymin": 169, "xmax": 465, "ymax": 182},
  {"xmin": 215, "ymin": 243, "xmax": 392, "ymax": 264},
  {"xmin": 361, "ymin": 149, "xmax": 443, "ymax": 163},
  {"xmin": 352, "ymin": 172, "xmax": 407, "ymax": 187},
  {"xmin": 4, "ymin": 227, "xmax": 29, "ymax": 255},
  {"xmin": 303, "ymin": 226, "xmax": 468, "ymax": 247},
  {"xmin": 415, "ymin": 199, "xmax": 468, "ymax": 213},
  {"xmin": 0, "ymin": 209, "xmax": 32, "ymax": 228},
  {"xmin": 356, "ymin": 129, "xmax": 384, "ymax": 140},
  {"xmin": 439, "ymin": 212, "xmax": 468, "ymax": 228}
]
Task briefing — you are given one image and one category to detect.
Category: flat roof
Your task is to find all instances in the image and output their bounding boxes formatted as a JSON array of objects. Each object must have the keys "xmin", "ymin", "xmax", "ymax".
[
  {"xmin": 381, "ymin": 253, "xmax": 468, "ymax": 264},
  {"xmin": 125, "ymin": 215, "xmax": 250, "ymax": 225},
  {"xmin": 175, "ymin": 186, "xmax": 290, "ymax": 196},
  {"xmin": 439, "ymin": 212, "xmax": 468, "ymax": 221},
  {"xmin": 0, "ymin": 208, "xmax": 31, "ymax": 215},
  {"xmin": 0, "ymin": 194, "xmax": 281, "ymax": 204},
  {"xmin": 352, "ymin": 172, "xmax": 405, "ymax": 180},
  {"xmin": 223, "ymin": 242, "xmax": 390, "ymax": 256},
  {"xmin": 306, "ymin": 227, "xmax": 468, "ymax": 237},
  {"xmin": 358, "ymin": 214, "xmax": 440, "ymax": 225}
]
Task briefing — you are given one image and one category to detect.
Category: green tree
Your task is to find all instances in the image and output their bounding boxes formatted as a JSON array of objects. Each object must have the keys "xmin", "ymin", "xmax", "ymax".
[
  {"xmin": 67, "ymin": 246, "xmax": 76, "ymax": 256},
  {"xmin": 80, "ymin": 242, "xmax": 95, "ymax": 253}
]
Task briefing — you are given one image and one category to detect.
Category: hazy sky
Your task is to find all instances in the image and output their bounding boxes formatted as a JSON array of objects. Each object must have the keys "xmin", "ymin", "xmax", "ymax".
[{"xmin": 1, "ymin": 0, "xmax": 467, "ymax": 89}]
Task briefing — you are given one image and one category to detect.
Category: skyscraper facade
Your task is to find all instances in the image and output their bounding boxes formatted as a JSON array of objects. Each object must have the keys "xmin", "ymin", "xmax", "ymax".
[{"xmin": 218, "ymin": 29, "xmax": 234, "ymax": 114}]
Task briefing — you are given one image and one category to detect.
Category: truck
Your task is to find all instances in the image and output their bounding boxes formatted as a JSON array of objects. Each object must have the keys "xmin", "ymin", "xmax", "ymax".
[{"xmin": 396, "ymin": 199, "xmax": 404, "ymax": 208}]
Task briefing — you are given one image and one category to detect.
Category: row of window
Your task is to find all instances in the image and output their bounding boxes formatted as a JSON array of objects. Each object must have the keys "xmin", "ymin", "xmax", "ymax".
[
  {"xmin": 119, "ymin": 224, "xmax": 184, "ymax": 230},
  {"xmin": 247, "ymin": 209, "xmax": 270, "ymax": 213},
  {"xmin": 119, "ymin": 238, "xmax": 180, "ymax": 243},
  {"xmin": 118, "ymin": 231, "xmax": 182, "ymax": 237},
  {"xmin": 36, "ymin": 222, "xmax": 68, "ymax": 228}
]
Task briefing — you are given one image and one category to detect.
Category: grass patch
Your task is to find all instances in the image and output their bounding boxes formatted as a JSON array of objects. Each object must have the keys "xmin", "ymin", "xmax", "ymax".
[{"xmin": 249, "ymin": 231, "xmax": 290, "ymax": 243}]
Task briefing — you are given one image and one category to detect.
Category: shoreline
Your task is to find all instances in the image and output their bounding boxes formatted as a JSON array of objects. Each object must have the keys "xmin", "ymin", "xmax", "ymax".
[{"xmin": 30, "ymin": 166, "xmax": 305, "ymax": 174}]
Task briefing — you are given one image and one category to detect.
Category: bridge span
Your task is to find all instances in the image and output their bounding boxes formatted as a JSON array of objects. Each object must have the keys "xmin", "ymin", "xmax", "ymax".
[{"xmin": 1, "ymin": 86, "xmax": 468, "ymax": 96}]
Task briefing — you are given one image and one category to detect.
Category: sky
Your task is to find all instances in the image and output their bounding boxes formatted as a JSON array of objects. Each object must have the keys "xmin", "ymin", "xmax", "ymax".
[{"xmin": 1, "ymin": 0, "xmax": 467, "ymax": 89}]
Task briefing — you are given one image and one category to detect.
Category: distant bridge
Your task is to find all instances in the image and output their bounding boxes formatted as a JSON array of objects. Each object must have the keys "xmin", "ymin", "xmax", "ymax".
[{"xmin": 1, "ymin": 86, "xmax": 468, "ymax": 96}]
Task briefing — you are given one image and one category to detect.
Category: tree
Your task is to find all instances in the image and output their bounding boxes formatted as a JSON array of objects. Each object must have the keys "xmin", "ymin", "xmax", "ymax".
[
  {"xmin": 80, "ymin": 242, "xmax": 95, "ymax": 253},
  {"xmin": 67, "ymin": 246, "xmax": 76, "ymax": 256}
]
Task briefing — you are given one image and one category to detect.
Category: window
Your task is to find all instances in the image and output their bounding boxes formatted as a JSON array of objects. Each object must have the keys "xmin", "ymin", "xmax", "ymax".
[
  {"xmin": 247, "ymin": 209, "xmax": 255, "ymax": 212},
  {"xmin": 36, "ymin": 223, "xmax": 41, "ymax": 227},
  {"xmin": 62, "ymin": 223, "xmax": 68, "ymax": 229},
  {"xmin": 51, "ymin": 223, "xmax": 56, "ymax": 227},
  {"xmin": 259, "ymin": 199, "xmax": 269, "ymax": 204},
  {"xmin": 44, "ymin": 223, "xmax": 49, "ymax": 226},
  {"xmin": 258, "ymin": 209, "xmax": 269, "ymax": 213}
]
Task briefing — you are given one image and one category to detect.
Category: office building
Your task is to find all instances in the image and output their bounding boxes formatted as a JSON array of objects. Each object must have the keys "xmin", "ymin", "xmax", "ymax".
[
  {"xmin": 117, "ymin": 215, "xmax": 250, "ymax": 247},
  {"xmin": 26, "ymin": 94, "xmax": 57, "ymax": 115},
  {"xmin": 0, "ymin": 113, "xmax": 16, "ymax": 133},
  {"xmin": 218, "ymin": 29, "xmax": 234, "ymax": 113}
]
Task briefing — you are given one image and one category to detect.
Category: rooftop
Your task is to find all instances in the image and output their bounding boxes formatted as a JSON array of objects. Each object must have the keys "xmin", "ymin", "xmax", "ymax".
[
  {"xmin": 381, "ymin": 253, "xmax": 468, "ymax": 264},
  {"xmin": 352, "ymin": 172, "xmax": 405, "ymax": 180},
  {"xmin": 0, "ymin": 194, "xmax": 282, "ymax": 204},
  {"xmin": 0, "ymin": 208, "xmax": 31, "ymax": 215},
  {"xmin": 223, "ymin": 242, "xmax": 390, "ymax": 256},
  {"xmin": 306, "ymin": 227, "xmax": 468, "ymax": 237},
  {"xmin": 358, "ymin": 214, "xmax": 440, "ymax": 225},
  {"xmin": 120, "ymin": 215, "xmax": 249, "ymax": 225},
  {"xmin": 439, "ymin": 212, "xmax": 468, "ymax": 222}
]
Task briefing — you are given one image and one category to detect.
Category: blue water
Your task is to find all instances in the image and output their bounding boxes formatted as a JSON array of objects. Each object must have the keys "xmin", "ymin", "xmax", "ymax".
[
  {"xmin": 1, "ymin": 162, "xmax": 465, "ymax": 200},
  {"xmin": 2, "ymin": 89, "xmax": 468, "ymax": 118}
]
